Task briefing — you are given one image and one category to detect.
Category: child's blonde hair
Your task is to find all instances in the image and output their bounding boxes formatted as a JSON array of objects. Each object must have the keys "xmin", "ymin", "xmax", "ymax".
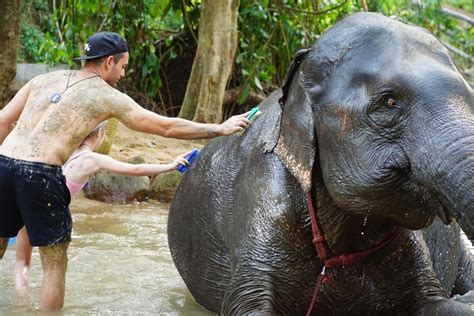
[{"xmin": 85, "ymin": 122, "xmax": 106, "ymax": 140}]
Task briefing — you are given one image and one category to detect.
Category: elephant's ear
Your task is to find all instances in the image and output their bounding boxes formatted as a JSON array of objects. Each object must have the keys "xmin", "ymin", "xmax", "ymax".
[
  {"xmin": 275, "ymin": 48, "xmax": 315, "ymax": 192},
  {"xmin": 279, "ymin": 48, "xmax": 311, "ymax": 106}
]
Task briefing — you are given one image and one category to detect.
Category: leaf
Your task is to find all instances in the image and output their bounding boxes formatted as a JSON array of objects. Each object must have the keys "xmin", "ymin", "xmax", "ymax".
[
  {"xmin": 254, "ymin": 77, "xmax": 263, "ymax": 91},
  {"xmin": 236, "ymin": 52, "xmax": 245, "ymax": 64},
  {"xmin": 147, "ymin": 53, "xmax": 158, "ymax": 67},
  {"xmin": 237, "ymin": 86, "xmax": 250, "ymax": 105}
]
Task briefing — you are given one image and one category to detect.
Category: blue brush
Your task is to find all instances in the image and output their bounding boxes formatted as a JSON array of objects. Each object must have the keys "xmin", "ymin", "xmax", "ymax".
[
  {"xmin": 177, "ymin": 148, "xmax": 200, "ymax": 173},
  {"xmin": 237, "ymin": 106, "xmax": 262, "ymax": 136},
  {"xmin": 246, "ymin": 106, "xmax": 261, "ymax": 120}
]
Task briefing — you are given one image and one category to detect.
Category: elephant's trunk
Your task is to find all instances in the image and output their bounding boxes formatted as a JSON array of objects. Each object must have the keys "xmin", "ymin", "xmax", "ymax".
[
  {"xmin": 430, "ymin": 140, "xmax": 474, "ymax": 240},
  {"xmin": 410, "ymin": 93, "xmax": 474, "ymax": 239}
]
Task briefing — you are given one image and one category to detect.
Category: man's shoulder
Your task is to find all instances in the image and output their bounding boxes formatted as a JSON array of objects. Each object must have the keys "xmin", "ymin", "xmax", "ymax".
[{"xmin": 30, "ymin": 69, "xmax": 70, "ymax": 84}]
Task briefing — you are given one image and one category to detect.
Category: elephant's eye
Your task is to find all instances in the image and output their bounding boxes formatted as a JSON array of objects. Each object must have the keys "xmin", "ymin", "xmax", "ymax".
[
  {"xmin": 383, "ymin": 95, "xmax": 397, "ymax": 107},
  {"xmin": 367, "ymin": 92, "xmax": 402, "ymax": 128}
]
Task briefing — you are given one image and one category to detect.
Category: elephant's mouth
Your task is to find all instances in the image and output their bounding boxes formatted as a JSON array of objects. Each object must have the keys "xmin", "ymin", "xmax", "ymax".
[
  {"xmin": 393, "ymin": 195, "xmax": 454, "ymax": 229},
  {"xmin": 435, "ymin": 203, "xmax": 454, "ymax": 225}
]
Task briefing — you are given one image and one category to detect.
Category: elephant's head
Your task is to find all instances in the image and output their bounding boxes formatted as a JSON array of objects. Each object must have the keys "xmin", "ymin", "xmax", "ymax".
[{"xmin": 275, "ymin": 12, "xmax": 474, "ymax": 239}]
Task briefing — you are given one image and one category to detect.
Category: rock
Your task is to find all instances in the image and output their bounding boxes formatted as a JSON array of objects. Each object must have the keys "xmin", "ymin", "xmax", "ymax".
[
  {"xmin": 84, "ymin": 170, "xmax": 150, "ymax": 203},
  {"xmin": 10, "ymin": 63, "xmax": 68, "ymax": 92},
  {"xmin": 127, "ymin": 155, "xmax": 146, "ymax": 164},
  {"xmin": 148, "ymin": 172, "xmax": 183, "ymax": 202}
]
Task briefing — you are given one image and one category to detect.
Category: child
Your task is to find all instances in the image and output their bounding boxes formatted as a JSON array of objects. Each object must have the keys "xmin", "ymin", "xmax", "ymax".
[{"xmin": 14, "ymin": 123, "xmax": 191, "ymax": 289}]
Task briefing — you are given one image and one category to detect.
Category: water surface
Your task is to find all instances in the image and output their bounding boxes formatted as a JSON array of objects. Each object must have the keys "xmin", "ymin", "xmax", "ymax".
[
  {"xmin": 2, "ymin": 198, "xmax": 473, "ymax": 314},
  {"xmin": 0, "ymin": 199, "xmax": 213, "ymax": 315}
]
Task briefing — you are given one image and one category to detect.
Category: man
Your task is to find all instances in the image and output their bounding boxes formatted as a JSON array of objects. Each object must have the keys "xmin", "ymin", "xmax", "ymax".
[{"xmin": 0, "ymin": 31, "xmax": 249, "ymax": 311}]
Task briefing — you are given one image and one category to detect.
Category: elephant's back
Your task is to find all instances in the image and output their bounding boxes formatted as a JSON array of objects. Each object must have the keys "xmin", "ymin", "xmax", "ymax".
[
  {"xmin": 169, "ymin": 90, "xmax": 283, "ymax": 244},
  {"xmin": 167, "ymin": 91, "xmax": 284, "ymax": 312},
  {"xmin": 167, "ymin": 135, "xmax": 250, "ymax": 311}
]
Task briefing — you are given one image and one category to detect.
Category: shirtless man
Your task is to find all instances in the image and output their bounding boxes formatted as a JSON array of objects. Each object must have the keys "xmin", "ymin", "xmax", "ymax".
[{"xmin": 0, "ymin": 31, "xmax": 249, "ymax": 311}]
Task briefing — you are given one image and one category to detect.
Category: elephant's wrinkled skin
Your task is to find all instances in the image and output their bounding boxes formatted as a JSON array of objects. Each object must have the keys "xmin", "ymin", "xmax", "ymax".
[{"xmin": 168, "ymin": 13, "xmax": 474, "ymax": 315}]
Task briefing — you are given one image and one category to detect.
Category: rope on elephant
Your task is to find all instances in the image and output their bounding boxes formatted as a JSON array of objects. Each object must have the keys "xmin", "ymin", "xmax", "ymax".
[{"xmin": 95, "ymin": 118, "xmax": 119, "ymax": 154}]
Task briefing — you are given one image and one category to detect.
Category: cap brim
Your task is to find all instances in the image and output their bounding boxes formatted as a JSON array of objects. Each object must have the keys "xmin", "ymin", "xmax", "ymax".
[{"xmin": 73, "ymin": 54, "xmax": 108, "ymax": 61}]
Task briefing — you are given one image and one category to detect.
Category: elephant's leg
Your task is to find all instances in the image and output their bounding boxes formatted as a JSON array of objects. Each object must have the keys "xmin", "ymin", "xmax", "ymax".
[
  {"xmin": 168, "ymin": 195, "xmax": 232, "ymax": 312},
  {"xmin": 221, "ymin": 224, "xmax": 320, "ymax": 315},
  {"xmin": 221, "ymin": 263, "xmax": 318, "ymax": 315},
  {"xmin": 451, "ymin": 241, "xmax": 474, "ymax": 296},
  {"xmin": 221, "ymin": 272, "xmax": 279, "ymax": 315}
]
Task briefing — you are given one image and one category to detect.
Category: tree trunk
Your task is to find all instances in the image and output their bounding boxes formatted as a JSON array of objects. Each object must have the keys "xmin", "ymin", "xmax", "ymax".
[
  {"xmin": 178, "ymin": 0, "xmax": 240, "ymax": 123},
  {"xmin": 0, "ymin": 0, "xmax": 21, "ymax": 108}
]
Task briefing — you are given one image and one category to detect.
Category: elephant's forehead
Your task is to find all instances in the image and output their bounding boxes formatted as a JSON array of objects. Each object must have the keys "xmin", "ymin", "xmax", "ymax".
[
  {"xmin": 326, "ymin": 12, "xmax": 444, "ymax": 51},
  {"xmin": 306, "ymin": 15, "xmax": 449, "ymax": 80}
]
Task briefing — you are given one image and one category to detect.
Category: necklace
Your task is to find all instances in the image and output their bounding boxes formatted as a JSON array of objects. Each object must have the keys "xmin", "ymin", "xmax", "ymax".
[{"xmin": 51, "ymin": 70, "xmax": 100, "ymax": 104}]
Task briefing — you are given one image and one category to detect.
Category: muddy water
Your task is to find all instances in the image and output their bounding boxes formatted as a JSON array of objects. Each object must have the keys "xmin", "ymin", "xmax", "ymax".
[
  {"xmin": 2, "ymin": 199, "xmax": 473, "ymax": 314},
  {"xmin": 0, "ymin": 199, "xmax": 213, "ymax": 315}
]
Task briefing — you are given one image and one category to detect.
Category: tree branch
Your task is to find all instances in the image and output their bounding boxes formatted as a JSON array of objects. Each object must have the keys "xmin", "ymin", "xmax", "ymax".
[
  {"xmin": 223, "ymin": 88, "xmax": 265, "ymax": 106},
  {"xmin": 181, "ymin": 0, "xmax": 198, "ymax": 44},
  {"xmin": 53, "ymin": 0, "xmax": 65, "ymax": 45},
  {"xmin": 98, "ymin": 1, "xmax": 116, "ymax": 33},
  {"xmin": 441, "ymin": 5, "xmax": 474, "ymax": 26},
  {"xmin": 441, "ymin": 40, "xmax": 474, "ymax": 62},
  {"xmin": 283, "ymin": 0, "xmax": 348, "ymax": 16}
]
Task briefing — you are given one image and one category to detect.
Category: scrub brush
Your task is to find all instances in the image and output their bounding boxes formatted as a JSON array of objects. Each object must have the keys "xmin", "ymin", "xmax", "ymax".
[
  {"xmin": 177, "ymin": 148, "xmax": 200, "ymax": 173},
  {"xmin": 238, "ymin": 106, "xmax": 262, "ymax": 135}
]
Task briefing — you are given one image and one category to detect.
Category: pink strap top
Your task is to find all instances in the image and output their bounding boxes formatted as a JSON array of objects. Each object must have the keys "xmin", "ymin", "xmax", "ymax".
[
  {"xmin": 65, "ymin": 178, "xmax": 87, "ymax": 198},
  {"xmin": 62, "ymin": 149, "xmax": 90, "ymax": 198}
]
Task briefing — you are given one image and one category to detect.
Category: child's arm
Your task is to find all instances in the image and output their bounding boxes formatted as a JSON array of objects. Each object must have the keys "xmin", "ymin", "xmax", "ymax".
[{"xmin": 92, "ymin": 152, "xmax": 191, "ymax": 177}]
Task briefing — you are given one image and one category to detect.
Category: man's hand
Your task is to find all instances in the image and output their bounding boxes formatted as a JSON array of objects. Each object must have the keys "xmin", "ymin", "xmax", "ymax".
[{"xmin": 218, "ymin": 112, "xmax": 251, "ymax": 136}]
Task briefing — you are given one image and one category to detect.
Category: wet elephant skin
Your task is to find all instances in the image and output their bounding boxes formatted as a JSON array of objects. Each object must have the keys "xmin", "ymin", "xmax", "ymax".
[{"xmin": 168, "ymin": 12, "xmax": 474, "ymax": 315}]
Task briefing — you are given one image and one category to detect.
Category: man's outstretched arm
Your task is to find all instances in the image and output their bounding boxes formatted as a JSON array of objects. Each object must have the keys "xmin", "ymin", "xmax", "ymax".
[
  {"xmin": 0, "ymin": 82, "xmax": 31, "ymax": 143},
  {"xmin": 112, "ymin": 92, "xmax": 250, "ymax": 139}
]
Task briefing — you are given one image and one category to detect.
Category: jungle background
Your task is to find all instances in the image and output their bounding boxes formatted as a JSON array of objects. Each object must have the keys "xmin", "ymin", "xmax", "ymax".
[
  {"xmin": 0, "ymin": 0, "xmax": 473, "ymax": 122},
  {"xmin": 0, "ymin": 2, "xmax": 472, "ymax": 312}
]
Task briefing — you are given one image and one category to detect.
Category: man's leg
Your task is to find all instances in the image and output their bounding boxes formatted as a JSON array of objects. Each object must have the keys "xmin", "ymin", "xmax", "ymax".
[
  {"xmin": 14, "ymin": 227, "xmax": 33, "ymax": 289},
  {"xmin": 0, "ymin": 156, "xmax": 20, "ymax": 260},
  {"xmin": 38, "ymin": 242, "xmax": 69, "ymax": 311},
  {"xmin": 0, "ymin": 238, "xmax": 8, "ymax": 259}
]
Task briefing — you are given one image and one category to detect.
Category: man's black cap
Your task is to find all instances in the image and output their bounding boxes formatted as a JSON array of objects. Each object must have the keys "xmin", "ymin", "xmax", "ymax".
[{"xmin": 74, "ymin": 32, "xmax": 129, "ymax": 61}]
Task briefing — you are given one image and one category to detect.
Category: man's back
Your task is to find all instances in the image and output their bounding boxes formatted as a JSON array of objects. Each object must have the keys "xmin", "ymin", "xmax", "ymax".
[{"xmin": 1, "ymin": 70, "xmax": 120, "ymax": 165}]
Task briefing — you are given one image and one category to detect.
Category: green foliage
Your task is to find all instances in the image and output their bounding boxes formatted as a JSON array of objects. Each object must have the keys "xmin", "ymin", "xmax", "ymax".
[
  {"xmin": 236, "ymin": 0, "xmax": 361, "ymax": 101},
  {"xmin": 18, "ymin": 0, "xmax": 192, "ymax": 99},
  {"xmin": 235, "ymin": 0, "xmax": 473, "ymax": 101},
  {"xmin": 18, "ymin": 0, "xmax": 56, "ymax": 64},
  {"xmin": 367, "ymin": 0, "xmax": 473, "ymax": 84},
  {"xmin": 19, "ymin": 0, "xmax": 473, "ymax": 105}
]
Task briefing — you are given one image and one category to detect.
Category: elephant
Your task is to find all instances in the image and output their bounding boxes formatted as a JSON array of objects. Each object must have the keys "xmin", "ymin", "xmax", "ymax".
[{"xmin": 168, "ymin": 12, "xmax": 474, "ymax": 315}]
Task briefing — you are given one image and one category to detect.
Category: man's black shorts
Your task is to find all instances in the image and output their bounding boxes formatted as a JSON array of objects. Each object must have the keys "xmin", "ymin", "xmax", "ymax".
[{"xmin": 0, "ymin": 155, "xmax": 72, "ymax": 246}]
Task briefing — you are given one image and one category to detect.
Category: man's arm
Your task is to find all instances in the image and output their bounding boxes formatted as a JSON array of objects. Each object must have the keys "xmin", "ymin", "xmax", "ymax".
[
  {"xmin": 110, "ymin": 91, "xmax": 249, "ymax": 139},
  {"xmin": 129, "ymin": 107, "xmax": 250, "ymax": 139},
  {"xmin": 0, "ymin": 82, "xmax": 31, "ymax": 143}
]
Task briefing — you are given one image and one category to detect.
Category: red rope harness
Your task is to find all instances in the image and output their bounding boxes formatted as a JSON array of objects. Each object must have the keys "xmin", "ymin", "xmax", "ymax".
[{"xmin": 306, "ymin": 192, "xmax": 401, "ymax": 316}]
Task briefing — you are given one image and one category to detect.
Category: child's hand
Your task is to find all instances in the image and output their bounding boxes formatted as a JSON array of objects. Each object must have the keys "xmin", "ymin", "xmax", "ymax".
[{"xmin": 171, "ymin": 151, "xmax": 192, "ymax": 169}]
